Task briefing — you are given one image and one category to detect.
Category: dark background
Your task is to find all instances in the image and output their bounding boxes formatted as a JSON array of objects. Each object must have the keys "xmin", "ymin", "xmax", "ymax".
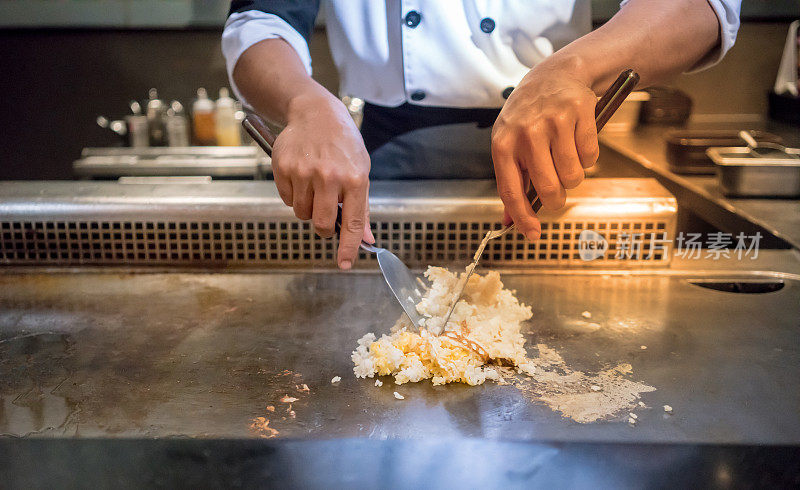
[{"xmin": 0, "ymin": 6, "xmax": 797, "ymax": 180}]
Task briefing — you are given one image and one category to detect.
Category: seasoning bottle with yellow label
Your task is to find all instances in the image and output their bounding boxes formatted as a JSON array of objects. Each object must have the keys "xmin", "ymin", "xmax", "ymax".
[{"xmin": 192, "ymin": 88, "xmax": 216, "ymax": 146}]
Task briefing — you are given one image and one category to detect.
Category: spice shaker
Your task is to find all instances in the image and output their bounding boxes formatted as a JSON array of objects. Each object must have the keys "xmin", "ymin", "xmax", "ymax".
[
  {"xmin": 125, "ymin": 99, "xmax": 149, "ymax": 148},
  {"xmin": 146, "ymin": 88, "xmax": 167, "ymax": 146},
  {"xmin": 166, "ymin": 101, "xmax": 190, "ymax": 147}
]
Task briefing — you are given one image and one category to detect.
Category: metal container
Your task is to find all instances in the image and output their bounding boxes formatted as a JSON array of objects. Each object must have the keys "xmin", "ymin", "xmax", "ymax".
[
  {"xmin": 125, "ymin": 115, "xmax": 150, "ymax": 148},
  {"xmin": 0, "ymin": 179, "xmax": 676, "ymax": 268},
  {"xmin": 665, "ymin": 130, "xmax": 783, "ymax": 175},
  {"xmin": 165, "ymin": 116, "xmax": 190, "ymax": 147},
  {"xmin": 706, "ymin": 146, "xmax": 800, "ymax": 198},
  {"xmin": 73, "ymin": 146, "xmax": 271, "ymax": 179}
]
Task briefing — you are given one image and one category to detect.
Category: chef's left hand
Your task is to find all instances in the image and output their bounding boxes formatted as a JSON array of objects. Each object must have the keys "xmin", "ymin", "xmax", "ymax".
[{"xmin": 491, "ymin": 62, "xmax": 599, "ymax": 240}]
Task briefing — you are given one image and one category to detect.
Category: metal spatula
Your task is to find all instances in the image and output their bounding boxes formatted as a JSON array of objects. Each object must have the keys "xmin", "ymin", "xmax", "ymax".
[
  {"xmin": 440, "ymin": 69, "xmax": 641, "ymax": 328},
  {"xmin": 242, "ymin": 113, "xmax": 426, "ymax": 326}
]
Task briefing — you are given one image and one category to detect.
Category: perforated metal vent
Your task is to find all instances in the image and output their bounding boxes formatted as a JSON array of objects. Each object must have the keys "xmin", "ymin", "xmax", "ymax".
[
  {"xmin": 0, "ymin": 218, "xmax": 670, "ymax": 267},
  {"xmin": 0, "ymin": 180, "xmax": 676, "ymax": 268}
]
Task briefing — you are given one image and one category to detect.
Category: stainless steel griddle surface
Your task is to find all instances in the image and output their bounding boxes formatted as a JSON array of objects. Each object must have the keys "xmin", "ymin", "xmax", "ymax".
[{"xmin": 1, "ymin": 270, "xmax": 798, "ymax": 443}]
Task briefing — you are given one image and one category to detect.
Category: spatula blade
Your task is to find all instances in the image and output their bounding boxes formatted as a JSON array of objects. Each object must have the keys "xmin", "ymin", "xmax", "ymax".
[{"xmin": 375, "ymin": 249, "xmax": 426, "ymax": 327}]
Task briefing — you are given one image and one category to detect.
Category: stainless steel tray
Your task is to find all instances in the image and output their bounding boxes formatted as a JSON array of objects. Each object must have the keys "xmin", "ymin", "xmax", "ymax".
[
  {"xmin": 74, "ymin": 146, "xmax": 272, "ymax": 179},
  {"xmin": 80, "ymin": 146, "xmax": 265, "ymax": 158},
  {"xmin": 707, "ymin": 146, "xmax": 800, "ymax": 198}
]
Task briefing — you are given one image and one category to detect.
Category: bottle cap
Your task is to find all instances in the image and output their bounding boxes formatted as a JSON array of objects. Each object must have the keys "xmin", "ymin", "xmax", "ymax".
[
  {"xmin": 216, "ymin": 87, "xmax": 235, "ymax": 109},
  {"xmin": 193, "ymin": 88, "xmax": 214, "ymax": 112}
]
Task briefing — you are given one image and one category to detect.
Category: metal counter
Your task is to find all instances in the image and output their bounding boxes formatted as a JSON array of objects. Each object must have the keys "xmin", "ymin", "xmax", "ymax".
[
  {"xmin": 601, "ymin": 120, "xmax": 800, "ymax": 250},
  {"xmin": 2, "ymin": 439, "xmax": 798, "ymax": 488},
  {"xmin": 2, "ymin": 252, "xmax": 798, "ymax": 444},
  {"xmin": 1, "ymin": 173, "xmax": 799, "ymax": 486}
]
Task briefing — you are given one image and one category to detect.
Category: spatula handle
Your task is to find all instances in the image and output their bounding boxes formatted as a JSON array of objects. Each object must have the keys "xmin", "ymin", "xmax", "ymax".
[
  {"xmin": 596, "ymin": 69, "xmax": 640, "ymax": 131},
  {"xmin": 242, "ymin": 112, "xmax": 276, "ymax": 156}
]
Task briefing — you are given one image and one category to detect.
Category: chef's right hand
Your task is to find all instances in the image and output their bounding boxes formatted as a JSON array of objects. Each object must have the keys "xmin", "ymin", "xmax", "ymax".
[
  {"xmin": 272, "ymin": 93, "xmax": 374, "ymax": 270},
  {"xmin": 491, "ymin": 61, "xmax": 599, "ymax": 241}
]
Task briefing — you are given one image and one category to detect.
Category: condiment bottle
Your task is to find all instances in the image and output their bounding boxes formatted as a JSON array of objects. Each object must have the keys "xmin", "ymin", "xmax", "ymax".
[
  {"xmin": 214, "ymin": 87, "xmax": 242, "ymax": 146},
  {"xmin": 146, "ymin": 88, "xmax": 167, "ymax": 147},
  {"xmin": 192, "ymin": 88, "xmax": 216, "ymax": 146},
  {"xmin": 125, "ymin": 99, "xmax": 149, "ymax": 148},
  {"xmin": 166, "ymin": 101, "xmax": 190, "ymax": 147}
]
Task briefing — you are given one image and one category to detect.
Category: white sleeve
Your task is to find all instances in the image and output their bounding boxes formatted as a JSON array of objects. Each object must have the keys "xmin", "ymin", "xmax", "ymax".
[
  {"xmin": 221, "ymin": 10, "xmax": 313, "ymax": 105},
  {"xmin": 619, "ymin": 0, "xmax": 742, "ymax": 72}
]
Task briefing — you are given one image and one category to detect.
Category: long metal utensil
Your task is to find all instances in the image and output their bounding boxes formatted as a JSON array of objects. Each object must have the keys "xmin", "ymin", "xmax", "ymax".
[
  {"xmin": 440, "ymin": 69, "xmax": 641, "ymax": 328},
  {"xmin": 242, "ymin": 112, "xmax": 426, "ymax": 326},
  {"xmin": 739, "ymin": 130, "xmax": 800, "ymax": 160}
]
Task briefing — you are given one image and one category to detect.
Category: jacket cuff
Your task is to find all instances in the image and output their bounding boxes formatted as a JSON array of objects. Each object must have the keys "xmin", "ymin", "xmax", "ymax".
[
  {"xmin": 684, "ymin": 0, "xmax": 741, "ymax": 72},
  {"xmin": 619, "ymin": 0, "xmax": 741, "ymax": 73},
  {"xmin": 222, "ymin": 10, "xmax": 313, "ymax": 106}
]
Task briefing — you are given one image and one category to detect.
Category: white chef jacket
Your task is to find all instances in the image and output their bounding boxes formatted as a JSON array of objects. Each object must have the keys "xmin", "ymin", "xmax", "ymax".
[{"xmin": 222, "ymin": 0, "xmax": 742, "ymax": 109}]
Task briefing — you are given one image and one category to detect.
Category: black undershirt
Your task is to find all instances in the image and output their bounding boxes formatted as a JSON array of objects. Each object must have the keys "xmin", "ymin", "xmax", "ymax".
[{"xmin": 360, "ymin": 102, "xmax": 501, "ymax": 154}]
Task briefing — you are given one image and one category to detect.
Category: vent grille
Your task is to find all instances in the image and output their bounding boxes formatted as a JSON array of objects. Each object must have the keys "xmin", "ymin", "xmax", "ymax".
[
  {"xmin": 1, "ymin": 218, "xmax": 670, "ymax": 267},
  {"xmin": 0, "ymin": 179, "xmax": 677, "ymax": 268}
]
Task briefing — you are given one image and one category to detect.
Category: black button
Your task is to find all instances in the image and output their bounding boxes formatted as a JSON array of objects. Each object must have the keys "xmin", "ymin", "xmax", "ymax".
[
  {"xmin": 404, "ymin": 10, "xmax": 421, "ymax": 28},
  {"xmin": 502, "ymin": 86, "xmax": 514, "ymax": 99},
  {"xmin": 480, "ymin": 17, "xmax": 495, "ymax": 33},
  {"xmin": 410, "ymin": 90, "xmax": 426, "ymax": 101}
]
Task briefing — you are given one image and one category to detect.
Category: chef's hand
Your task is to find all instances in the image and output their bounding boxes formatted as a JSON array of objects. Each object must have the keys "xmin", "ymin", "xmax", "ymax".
[
  {"xmin": 491, "ymin": 0, "xmax": 722, "ymax": 239},
  {"xmin": 233, "ymin": 39, "xmax": 375, "ymax": 270},
  {"xmin": 272, "ymin": 93, "xmax": 374, "ymax": 270},
  {"xmin": 491, "ymin": 63, "xmax": 599, "ymax": 241}
]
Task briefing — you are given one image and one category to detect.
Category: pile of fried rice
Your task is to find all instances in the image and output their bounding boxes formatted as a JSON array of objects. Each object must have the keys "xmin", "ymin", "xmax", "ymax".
[{"xmin": 352, "ymin": 266, "xmax": 536, "ymax": 386}]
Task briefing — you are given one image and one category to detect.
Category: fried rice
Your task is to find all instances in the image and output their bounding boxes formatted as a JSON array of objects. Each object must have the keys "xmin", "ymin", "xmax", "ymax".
[{"xmin": 352, "ymin": 266, "xmax": 536, "ymax": 386}]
